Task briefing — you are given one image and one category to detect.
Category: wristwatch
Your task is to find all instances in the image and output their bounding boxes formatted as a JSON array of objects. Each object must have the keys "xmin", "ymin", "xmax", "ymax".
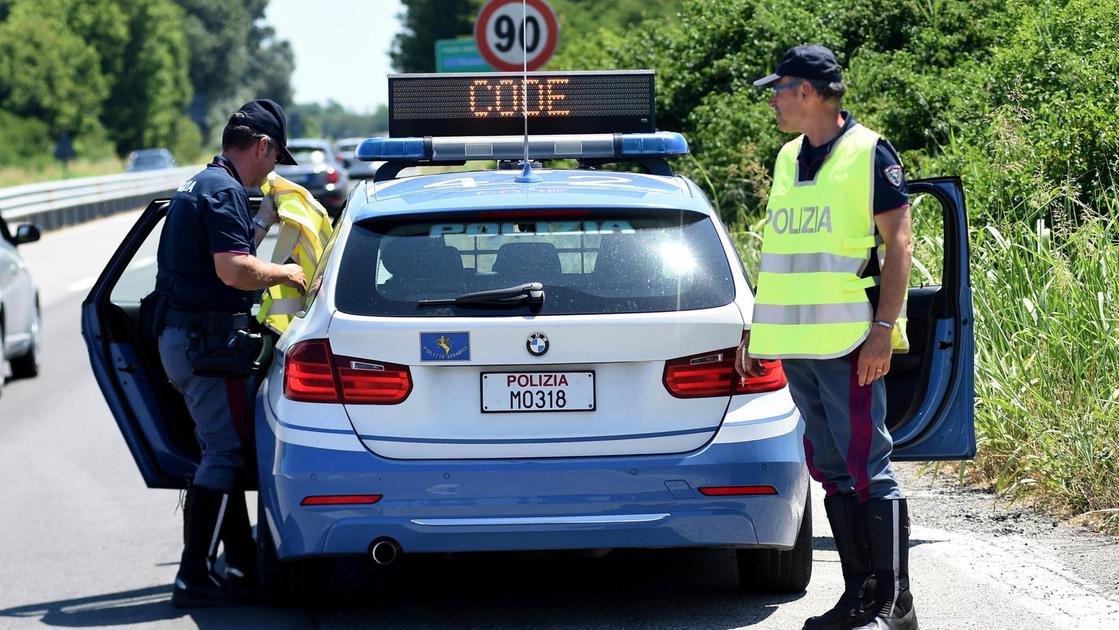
[
  {"xmin": 873, "ymin": 319, "xmax": 894, "ymax": 330},
  {"xmin": 251, "ymin": 216, "xmax": 271, "ymax": 231}
]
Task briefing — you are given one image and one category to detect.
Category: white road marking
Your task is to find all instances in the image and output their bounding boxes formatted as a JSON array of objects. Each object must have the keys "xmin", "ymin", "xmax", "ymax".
[
  {"xmin": 913, "ymin": 523, "xmax": 1119, "ymax": 628},
  {"xmin": 66, "ymin": 256, "xmax": 156, "ymax": 293},
  {"xmin": 66, "ymin": 277, "xmax": 97, "ymax": 293}
]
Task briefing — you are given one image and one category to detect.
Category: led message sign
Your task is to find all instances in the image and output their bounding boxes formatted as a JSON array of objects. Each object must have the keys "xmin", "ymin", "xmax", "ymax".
[{"xmin": 388, "ymin": 71, "xmax": 655, "ymax": 137}]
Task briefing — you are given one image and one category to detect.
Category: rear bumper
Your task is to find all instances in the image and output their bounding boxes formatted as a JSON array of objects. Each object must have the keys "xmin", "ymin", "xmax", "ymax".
[{"xmin": 256, "ymin": 411, "xmax": 808, "ymax": 560}]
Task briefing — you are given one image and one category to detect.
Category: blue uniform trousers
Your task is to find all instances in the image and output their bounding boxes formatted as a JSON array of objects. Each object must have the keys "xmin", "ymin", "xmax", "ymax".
[
  {"xmin": 158, "ymin": 326, "xmax": 253, "ymax": 492},
  {"xmin": 783, "ymin": 356, "xmax": 902, "ymax": 503}
]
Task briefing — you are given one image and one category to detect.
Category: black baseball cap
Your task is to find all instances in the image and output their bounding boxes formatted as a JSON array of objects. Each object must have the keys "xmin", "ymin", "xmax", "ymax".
[
  {"xmin": 232, "ymin": 99, "xmax": 298, "ymax": 165},
  {"xmin": 753, "ymin": 44, "xmax": 843, "ymax": 87}
]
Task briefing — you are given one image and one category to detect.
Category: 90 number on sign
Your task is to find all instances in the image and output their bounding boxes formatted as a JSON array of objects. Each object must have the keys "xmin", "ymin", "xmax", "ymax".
[
  {"xmin": 475, "ymin": 0, "xmax": 558, "ymax": 72},
  {"xmin": 493, "ymin": 14, "xmax": 540, "ymax": 54}
]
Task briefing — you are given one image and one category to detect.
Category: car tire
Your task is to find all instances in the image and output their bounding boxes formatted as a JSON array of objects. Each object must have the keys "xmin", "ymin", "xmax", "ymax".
[
  {"xmin": 257, "ymin": 494, "xmax": 333, "ymax": 604},
  {"xmin": 735, "ymin": 486, "xmax": 813, "ymax": 593},
  {"xmin": 10, "ymin": 300, "xmax": 40, "ymax": 379}
]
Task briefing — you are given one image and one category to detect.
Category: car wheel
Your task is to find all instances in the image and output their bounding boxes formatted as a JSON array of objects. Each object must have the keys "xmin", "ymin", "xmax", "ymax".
[
  {"xmin": 10, "ymin": 299, "xmax": 40, "ymax": 379},
  {"xmin": 736, "ymin": 486, "xmax": 813, "ymax": 593},
  {"xmin": 256, "ymin": 494, "xmax": 332, "ymax": 604}
]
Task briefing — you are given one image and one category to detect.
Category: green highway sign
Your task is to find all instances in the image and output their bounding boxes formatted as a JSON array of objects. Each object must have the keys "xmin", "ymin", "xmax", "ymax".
[{"xmin": 435, "ymin": 38, "xmax": 493, "ymax": 73}]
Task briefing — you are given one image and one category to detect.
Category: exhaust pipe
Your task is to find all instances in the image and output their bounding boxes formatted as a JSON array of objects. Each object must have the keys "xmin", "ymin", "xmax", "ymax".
[{"xmin": 370, "ymin": 537, "xmax": 401, "ymax": 565}]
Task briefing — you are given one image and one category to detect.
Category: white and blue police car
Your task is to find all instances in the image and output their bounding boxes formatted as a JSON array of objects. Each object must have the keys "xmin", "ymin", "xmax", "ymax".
[{"xmin": 82, "ymin": 71, "xmax": 975, "ymax": 598}]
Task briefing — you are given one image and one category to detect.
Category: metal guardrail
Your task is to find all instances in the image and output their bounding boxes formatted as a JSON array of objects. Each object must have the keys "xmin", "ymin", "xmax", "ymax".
[{"xmin": 0, "ymin": 166, "xmax": 200, "ymax": 230}]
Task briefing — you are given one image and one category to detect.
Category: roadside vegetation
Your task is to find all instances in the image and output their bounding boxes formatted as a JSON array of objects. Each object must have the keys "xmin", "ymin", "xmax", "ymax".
[
  {"xmin": 0, "ymin": 0, "xmax": 381, "ymax": 186},
  {"xmin": 548, "ymin": 0, "xmax": 1119, "ymax": 529}
]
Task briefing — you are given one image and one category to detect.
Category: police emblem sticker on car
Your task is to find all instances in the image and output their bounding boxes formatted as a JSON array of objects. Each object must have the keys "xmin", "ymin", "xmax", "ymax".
[
  {"xmin": 526, "ymin": 333, "xmax": 549, "ymax": 356},
  {"xmin": 420, "ymin": 332, "xmax": 470, "ymax": 361}
]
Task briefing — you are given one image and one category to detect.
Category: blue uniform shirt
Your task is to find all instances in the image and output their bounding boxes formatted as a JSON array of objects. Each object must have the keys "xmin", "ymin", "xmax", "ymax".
[{"xmin": 155, "ymin": 155, "xmax": 259, "ymax": 312}]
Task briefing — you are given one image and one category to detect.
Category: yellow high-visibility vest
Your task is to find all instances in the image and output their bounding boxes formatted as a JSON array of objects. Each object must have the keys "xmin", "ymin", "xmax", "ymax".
[
  {"xmin": 750, "ymin": 124, "xmax": 908, "ymax": 359},
  {"xmin": 256, "ymin": 173, "xmax": 333, "ymax": 333}
]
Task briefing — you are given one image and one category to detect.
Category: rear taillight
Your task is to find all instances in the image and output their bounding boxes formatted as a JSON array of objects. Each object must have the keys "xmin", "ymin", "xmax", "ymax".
[
  {"xmin": 697, "ymin": 485, "xmax": 778, "ymax": 496},
  {"xmin": 662, "ymin": 347, "xmax": 786, "ymax": 398},
  {"xmin": 284, "ymin": 339, "xmax": 412, "ymax": 404},
  {"xmin": 302, "ymin": 494, "xmax": 382, "ymax": 506},
  {"xmin": 325, "ymin": 167, "xmax": 340, "ymax": 184},
  {"xmin": 284, "ymin": 340, "xmax": 338, "ymax": 402}
]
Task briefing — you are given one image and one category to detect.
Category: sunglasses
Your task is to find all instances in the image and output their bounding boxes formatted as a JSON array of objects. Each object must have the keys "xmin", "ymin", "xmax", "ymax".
[{"xmin": 770, "ymin": 79, "xmax": 804, "ymax": 93}]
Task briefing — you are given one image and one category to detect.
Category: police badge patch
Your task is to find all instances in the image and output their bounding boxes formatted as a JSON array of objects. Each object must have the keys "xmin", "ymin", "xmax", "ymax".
[{"xmin": 883, "ymin": 164, "xmax": 904, "ymax": 188}]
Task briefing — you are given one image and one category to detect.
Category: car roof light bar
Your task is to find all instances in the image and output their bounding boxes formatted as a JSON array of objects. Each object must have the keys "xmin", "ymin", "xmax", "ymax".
[{"xmin": 355, "ymin": 132, "xmax": 688, "ymax": 163}]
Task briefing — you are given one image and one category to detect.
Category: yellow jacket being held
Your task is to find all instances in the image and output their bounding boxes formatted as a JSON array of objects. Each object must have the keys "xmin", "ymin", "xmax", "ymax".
[{"xmin": 256, "ymin": 173, "xmax": 334, "ymax": 333}]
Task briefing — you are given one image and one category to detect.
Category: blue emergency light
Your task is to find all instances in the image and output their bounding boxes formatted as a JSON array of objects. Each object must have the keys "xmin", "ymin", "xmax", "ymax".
[{"xmin": 355, "ymin": 131, "xmax": 688, "ymax": 163}]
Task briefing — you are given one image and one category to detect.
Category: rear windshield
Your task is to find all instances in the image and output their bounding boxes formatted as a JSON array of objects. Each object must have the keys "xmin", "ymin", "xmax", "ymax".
[{"xmin": 336, "ymin": 209, "xmax": 735, "ymax": 316}]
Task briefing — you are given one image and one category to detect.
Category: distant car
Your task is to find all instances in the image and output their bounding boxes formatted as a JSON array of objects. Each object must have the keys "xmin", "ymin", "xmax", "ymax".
[
  {"xmin": 276, "ymin": 138, "xmax": 350, "ymax": 217},
  {"xmin": 336, "ymin": 135, "xmax": 385, "ymax": 180},
  {"xmin": 0, "ymin": 214, "xmax": 42, "ymax": 396},
  {"xmin": 125, "ymin": 148, "xmax": 177, "ymax": 172}
]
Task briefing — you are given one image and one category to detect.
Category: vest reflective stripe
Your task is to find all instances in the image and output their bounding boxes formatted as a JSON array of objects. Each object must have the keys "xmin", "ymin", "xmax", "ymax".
[
  {"xmin": 750, "ymin": 124, "xmax": 879, "ymax": 359},
  {"xmin": 256, "ymin": 174, "xmax": 333, "ymax": 333},
  {"xmin": 753, "ymin": 301, "xmax": 874, "ymax": 325},
  {"xmin": 759, "ymin": 251, "xmax": 869, "ymax": 275},
  {"xmin": 266, "ymin": 297, "xmax": 305, "ymax": 316}
]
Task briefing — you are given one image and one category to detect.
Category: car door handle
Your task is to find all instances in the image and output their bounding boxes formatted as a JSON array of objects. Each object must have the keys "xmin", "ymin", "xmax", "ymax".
[{"xmin": 118, "ymin": 365, "xmax": 137, "ymax": 374}]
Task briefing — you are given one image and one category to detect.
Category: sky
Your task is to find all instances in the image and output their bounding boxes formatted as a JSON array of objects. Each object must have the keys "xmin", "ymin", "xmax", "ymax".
[{"xmin": 264, "ymin": 0, "xmax": 405, "ymax": 112}]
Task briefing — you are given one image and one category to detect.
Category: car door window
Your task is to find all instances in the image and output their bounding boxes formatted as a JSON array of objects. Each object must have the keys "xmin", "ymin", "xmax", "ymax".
[{"xmin": 109, "ymin": 217, "xmax": 164, "ymax": 305}]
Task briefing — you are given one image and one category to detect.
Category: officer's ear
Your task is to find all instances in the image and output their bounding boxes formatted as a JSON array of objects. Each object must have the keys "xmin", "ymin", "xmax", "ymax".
[{"xmin": 257, "ymin": 136, "xmax": 275, "ymax": 159}]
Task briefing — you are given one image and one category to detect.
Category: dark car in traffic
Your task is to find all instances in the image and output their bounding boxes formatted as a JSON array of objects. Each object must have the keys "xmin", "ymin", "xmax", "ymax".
[{"xmin": 275, "ymin": 138, "xmax": 349, "ymax": 217}]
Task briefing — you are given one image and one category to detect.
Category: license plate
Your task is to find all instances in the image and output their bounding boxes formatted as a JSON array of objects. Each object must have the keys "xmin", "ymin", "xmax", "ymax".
[{"xmin": 481, "ymin": 371, "xmax": 595, "ymax": 413}]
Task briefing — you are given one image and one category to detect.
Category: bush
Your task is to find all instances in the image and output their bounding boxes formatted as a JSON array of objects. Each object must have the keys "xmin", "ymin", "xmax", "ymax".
[{"xmin": 0, "ymin": 108, "xmax": 52, "ymax": 165}]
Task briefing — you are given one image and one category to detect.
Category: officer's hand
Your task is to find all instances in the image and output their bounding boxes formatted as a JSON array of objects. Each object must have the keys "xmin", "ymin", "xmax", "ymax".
[
  {"xmin": 256, "ymin": 193, "xmax": 279, "ymax": 227},
  {"xmin": 735, "ymin": 332, "xmax": 767, "ymax": 379},
  {"xmin": 857, "ymin": 326, "xmax": 892, "ymax": 386},
  {"xmin": 280, "ymin": 263, "xmax": 307, "ymax": 295}
]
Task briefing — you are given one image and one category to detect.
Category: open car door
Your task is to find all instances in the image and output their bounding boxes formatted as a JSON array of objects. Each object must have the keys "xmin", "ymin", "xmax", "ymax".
[
  {"xmin": 885, "ymin": 177, "xmax": 976, "ymax": 460},
  {"xmin": 82, "ymin": 198, "xmax": 273, "ymax": 488}
]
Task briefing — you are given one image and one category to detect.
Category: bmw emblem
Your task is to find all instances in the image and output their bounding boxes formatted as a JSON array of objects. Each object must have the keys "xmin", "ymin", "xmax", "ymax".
[{"xmin": 526, "ymin": 333, "xmax": 549, "ymax": 356}]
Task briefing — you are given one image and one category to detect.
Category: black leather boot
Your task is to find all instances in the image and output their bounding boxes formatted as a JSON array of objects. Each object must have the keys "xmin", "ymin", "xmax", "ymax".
[
  {"xmin": 171, "ymin": 486, "xmax": 239, "ymax": 608},
  {"xmin": 852, "ymin": 498, "xmax": 918, "ymax": 630},
  {"xmin": 220, "ymin": 490, "xmax": 258, "ymax": 596},
  {"xmin": 803, "ymin": 493, "xmax": 877, "ymax": 630}
]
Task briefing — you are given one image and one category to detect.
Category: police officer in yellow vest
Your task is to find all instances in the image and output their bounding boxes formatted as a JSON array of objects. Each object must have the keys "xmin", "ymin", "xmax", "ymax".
[{"xmin": 738, "ymin": 46, "xmax": 917, "ymax": 630}]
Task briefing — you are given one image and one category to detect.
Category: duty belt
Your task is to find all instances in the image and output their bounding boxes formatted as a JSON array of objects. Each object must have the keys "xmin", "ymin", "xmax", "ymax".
[{"xmin": 163, "ymin": 309, "xmax": 251, "ymax": 335}]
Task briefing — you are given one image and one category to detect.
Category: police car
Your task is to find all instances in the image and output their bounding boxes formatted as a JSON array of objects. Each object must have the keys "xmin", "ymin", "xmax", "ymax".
[{"xmin": 82, "ymin": 71, "xmax": 975, "ymax": 598}]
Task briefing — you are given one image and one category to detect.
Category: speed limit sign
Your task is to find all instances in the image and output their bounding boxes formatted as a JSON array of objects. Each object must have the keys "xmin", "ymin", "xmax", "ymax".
[{"xmin": 474, "ymin": 0, "xmax": 559, "ymax": 72}]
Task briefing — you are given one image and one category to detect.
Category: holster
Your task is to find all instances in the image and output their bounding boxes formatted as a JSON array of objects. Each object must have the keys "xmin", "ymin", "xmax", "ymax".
[
  {"xmin": 185, "ymin": 328, "xmax": 264, "ymax": 378},
  {"xmin": 138, "ymin": 290, "xmax": 171, "ymax": 338},
  {"xmin": 163, "ymin": 308, "xmax": 263, "ymax": 378}
]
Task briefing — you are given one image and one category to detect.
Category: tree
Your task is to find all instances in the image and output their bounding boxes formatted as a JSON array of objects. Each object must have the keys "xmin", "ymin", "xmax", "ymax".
[
  {"xmin": 391, "ymin": 0, "xmax": 481, "ymax": 72},
  {"xmin": 101, "ymin": 0, "xmax": 193, "ymax": 154},
  {"xmin": 174, "ymin": 0, "xmax": 252, "ymax": 136},
  {"xmin": 0, "ymin": 0, "xmax": 109, "ymax": 136},
  {"xmin": 244, "ymin": 0, "xmax": 295, "ymax": 108}
]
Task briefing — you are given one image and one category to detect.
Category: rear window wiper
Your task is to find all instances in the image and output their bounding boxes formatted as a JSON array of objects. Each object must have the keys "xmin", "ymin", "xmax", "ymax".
[{"xmin": 417, "ymin": 282, "xmax": 545, "ymax": 308}]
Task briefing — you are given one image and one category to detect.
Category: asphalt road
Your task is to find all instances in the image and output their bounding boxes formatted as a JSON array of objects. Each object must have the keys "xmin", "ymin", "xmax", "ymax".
[{"xmin": 1, "ymin": 206, "xmax": 1118, "ymax": 629}]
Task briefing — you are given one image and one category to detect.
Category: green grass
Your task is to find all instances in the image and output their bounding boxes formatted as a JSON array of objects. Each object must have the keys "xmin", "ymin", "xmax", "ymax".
[
  {"xmin": 968, "ymin": 210, "xmax": 1119, "ymax": 529},
  {"xmin": 0, "ymin": 158, "xmax": 126, "ymax": 189}
]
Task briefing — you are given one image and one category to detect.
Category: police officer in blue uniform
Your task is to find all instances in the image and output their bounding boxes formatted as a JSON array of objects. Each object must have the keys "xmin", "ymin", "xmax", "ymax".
[{"xmin": 153, "ymin": 99, "xmax": 306, "ymax": 607}]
